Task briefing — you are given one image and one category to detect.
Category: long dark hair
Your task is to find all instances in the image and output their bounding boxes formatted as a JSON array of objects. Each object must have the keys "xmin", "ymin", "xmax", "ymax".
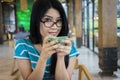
[{"xmin": 29, "ymin": 0, "xmax": 69, "ymax": 75}]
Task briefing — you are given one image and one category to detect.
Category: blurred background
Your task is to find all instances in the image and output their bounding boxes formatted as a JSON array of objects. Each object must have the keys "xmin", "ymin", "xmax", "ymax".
[{"xmin": 0, "ymin": 0, "xmax": 120, "ymax": 80}]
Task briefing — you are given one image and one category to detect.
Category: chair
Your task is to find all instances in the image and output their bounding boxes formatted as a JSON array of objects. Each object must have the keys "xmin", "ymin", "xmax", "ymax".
[{"xmin": 74, "ymin": 59, "xmax": 93, "ymax": 80}]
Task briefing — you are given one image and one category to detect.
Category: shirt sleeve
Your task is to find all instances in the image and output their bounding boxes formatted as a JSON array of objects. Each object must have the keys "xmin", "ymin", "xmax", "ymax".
[
  {"xmin": 14, "ymin": 39, "xmax": 29, "ymax": 59},
  {"xmin": 69, "ymin": 41, "xmax": 80, "ymax": 58}
]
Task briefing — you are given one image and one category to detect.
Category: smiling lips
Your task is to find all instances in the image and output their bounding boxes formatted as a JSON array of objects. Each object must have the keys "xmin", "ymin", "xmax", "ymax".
[{"xmin": 49, "ymin": 32, "xmax": 57, "ymax": 36}]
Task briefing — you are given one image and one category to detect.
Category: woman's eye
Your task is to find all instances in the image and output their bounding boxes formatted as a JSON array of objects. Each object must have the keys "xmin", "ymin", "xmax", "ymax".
[
  {"xmin": 44, "ymin": 18, "xmax": 52, "ymax": 22},
  {"xmin": 57, "ymin": 19, "xmax": 62, "ymax": 22}
]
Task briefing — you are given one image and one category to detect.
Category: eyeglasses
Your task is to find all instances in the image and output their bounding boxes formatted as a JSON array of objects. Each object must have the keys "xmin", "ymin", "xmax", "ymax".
[{"xmin": 41, "ymin": 17, "xmax": 62, "ymax": 28}]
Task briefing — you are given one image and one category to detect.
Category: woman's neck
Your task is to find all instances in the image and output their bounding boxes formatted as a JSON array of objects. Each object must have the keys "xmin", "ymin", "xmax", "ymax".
[{"xmin": 34, "ymin": 44, "xmax": 42, "ymax": 52}]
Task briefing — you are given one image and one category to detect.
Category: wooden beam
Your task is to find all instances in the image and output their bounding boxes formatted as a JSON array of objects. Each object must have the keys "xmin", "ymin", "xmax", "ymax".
[
  {"xmin": 0, "ymin": 2, "xmax": 3, "ymax": 44},
  {"xmin": 2, "ymin": 0, "xmax": 14, "ymax": 2},
  {"xmin": 98, "ymin": 0, "xmax": 118, "ymax": 75},
  {"xmin": 68, "ymin": 0, "xmax": 74, "ymax": 33},
  {"xmin": 74, "ymin": 0, "xmax": 82, "ymax": 48},
  {"xmin": 98, "ymin": 0, "xmax": 117, "ymax": 47}
]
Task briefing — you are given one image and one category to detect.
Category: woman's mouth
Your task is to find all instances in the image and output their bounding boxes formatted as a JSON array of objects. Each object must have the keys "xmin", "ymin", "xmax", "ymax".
[{"xmin": 49, "ymin": 32, "xmax": 57, "ymax": 36}]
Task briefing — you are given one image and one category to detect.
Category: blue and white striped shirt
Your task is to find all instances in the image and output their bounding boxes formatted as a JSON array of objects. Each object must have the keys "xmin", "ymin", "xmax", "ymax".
[{"xmin": 14, "ymin": 39, "xmax": 80, "ymax": 80}]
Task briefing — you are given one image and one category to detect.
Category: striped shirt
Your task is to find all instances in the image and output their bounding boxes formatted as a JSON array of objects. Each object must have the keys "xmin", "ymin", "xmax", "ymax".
[{"xmin": 14, "ymin": 39, "xmax": 80, "ymax": 80}]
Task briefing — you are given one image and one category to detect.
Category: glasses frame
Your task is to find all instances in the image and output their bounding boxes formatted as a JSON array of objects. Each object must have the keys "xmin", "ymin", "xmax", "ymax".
[{"xmin": 40, "ymin": 19, "xmax": 62, "ymax": 28}]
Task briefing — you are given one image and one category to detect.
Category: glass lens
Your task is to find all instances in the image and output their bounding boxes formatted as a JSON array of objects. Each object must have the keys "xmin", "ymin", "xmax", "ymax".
[
  {"xmin": 45, "ymin": 21, "xmax": 53, "ymax": 27},
  {"xmin": 56, "ymin": 19, "xmax": 62, "ymax": 27}
]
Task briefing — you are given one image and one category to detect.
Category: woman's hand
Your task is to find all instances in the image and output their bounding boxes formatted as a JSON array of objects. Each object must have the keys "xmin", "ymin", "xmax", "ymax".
[
  {"xmin": 56, "ymin": 38, "xmax": 72, "ymax": 57},
  {"xmin": 40, "ymin": 36, "xmax": 58, "ymax": 60}
]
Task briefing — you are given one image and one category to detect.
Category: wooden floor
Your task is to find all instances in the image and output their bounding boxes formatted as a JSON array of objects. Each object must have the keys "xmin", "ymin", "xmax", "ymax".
[
  {"xmin": 0, "ymin": 41, "xmax": 120, "ymax": 80},
  {"xmin": 73, "ymin": 47, "xmax": 120, "ymax": 80},
  {"xmin": 0, "ymin": 42, "xmax": 17, "ymax": 80}
]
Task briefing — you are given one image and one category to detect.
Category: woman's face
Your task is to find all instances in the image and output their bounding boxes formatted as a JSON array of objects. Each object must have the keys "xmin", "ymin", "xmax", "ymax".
[{"xmin": 40, "ymin": 8, "xmax": 62, "ymax": 39}]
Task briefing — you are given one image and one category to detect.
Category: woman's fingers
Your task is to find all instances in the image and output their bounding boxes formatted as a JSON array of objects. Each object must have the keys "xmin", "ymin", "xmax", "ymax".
[
  {"xmin": 56, "ymin": 38, "xmax": 72, "ymax": 57},
  {"xmin": 42, "ymin": 37, "xmax": 72, "ymax": 57},
  {"xmin": 62, "ymin": 39, "xmax": 72, "ymax": 46},
  {"xmin": 56, "ymin": 44, "xmax": 71, "ymax": 56},
  {"xmin": 47, "ymin": 50, "xmax": 56, "ymax": 56},
  {"xmin": 46, "ymin": 40, "xmax": 58, "ymax": 47},
  {"xmin": 47, "ymin": 44, "xmax": 58, "ymax": 51},
  {"xmin": 43, "ymin": 36, "xmax": 51, "ymax": 44}
]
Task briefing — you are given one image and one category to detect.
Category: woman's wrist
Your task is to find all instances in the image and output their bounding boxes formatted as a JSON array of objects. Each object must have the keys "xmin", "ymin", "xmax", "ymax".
[
  {"xmin": 39, "ymin": 56, "xmax": 47, "ymax": 63},
  {"xmin": 57, "ymin": 56, "xmax": 64, "ymax": 61}
]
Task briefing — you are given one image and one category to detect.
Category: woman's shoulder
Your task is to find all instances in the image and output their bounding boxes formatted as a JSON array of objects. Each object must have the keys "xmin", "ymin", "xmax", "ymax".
[
  {"xmin": 15, "ymin": 39, "xmax": 31, "ymax": 45},
  {"xmin": 14, "ymin": 39, "xmax": 32, "ymax": 59},
  {"xmin": 71, "ymin": 40, "xmax": 77, "ymax": 47},
  {"xmin": 70, "ymin": 40, "xmax": 80, "ymax": 57},
  {"xmin": 15, "ymin": 39, "xmax": 34, "ymax": 49}
]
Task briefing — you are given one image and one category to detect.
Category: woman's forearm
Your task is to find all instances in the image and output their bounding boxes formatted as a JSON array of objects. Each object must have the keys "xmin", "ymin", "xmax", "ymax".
[
  {"xmin": 27, "ymin": 57, "xmax": 47, "ymax": 80},
  {"xmin": 55, "ymin": 57, "xmax": 70, "ymax": 80}
]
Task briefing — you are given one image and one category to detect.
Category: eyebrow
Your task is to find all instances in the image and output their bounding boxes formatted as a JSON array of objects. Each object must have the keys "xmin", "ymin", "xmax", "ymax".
[{"xmin": 44, "ymin": 15, "xmax": 61, "ymax": 19}]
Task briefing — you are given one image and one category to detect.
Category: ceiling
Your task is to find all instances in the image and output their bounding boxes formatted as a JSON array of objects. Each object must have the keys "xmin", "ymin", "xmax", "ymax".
[
  {"xmin": 1, "ymin": 0, "xmax": 14, "ymax": 2},
  {"xmin": 1, "ymin": 0, "xmax": 67, "ymax": 3},
  {"xmin": 59, "ymin": 0, "xmax": 66, "ymax": 3}
]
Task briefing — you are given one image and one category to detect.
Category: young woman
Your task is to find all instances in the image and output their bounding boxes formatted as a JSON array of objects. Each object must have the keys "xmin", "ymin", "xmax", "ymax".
[{"xmin": 14, "ymin": 0, "xmax": 79, "ymax": 80}]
